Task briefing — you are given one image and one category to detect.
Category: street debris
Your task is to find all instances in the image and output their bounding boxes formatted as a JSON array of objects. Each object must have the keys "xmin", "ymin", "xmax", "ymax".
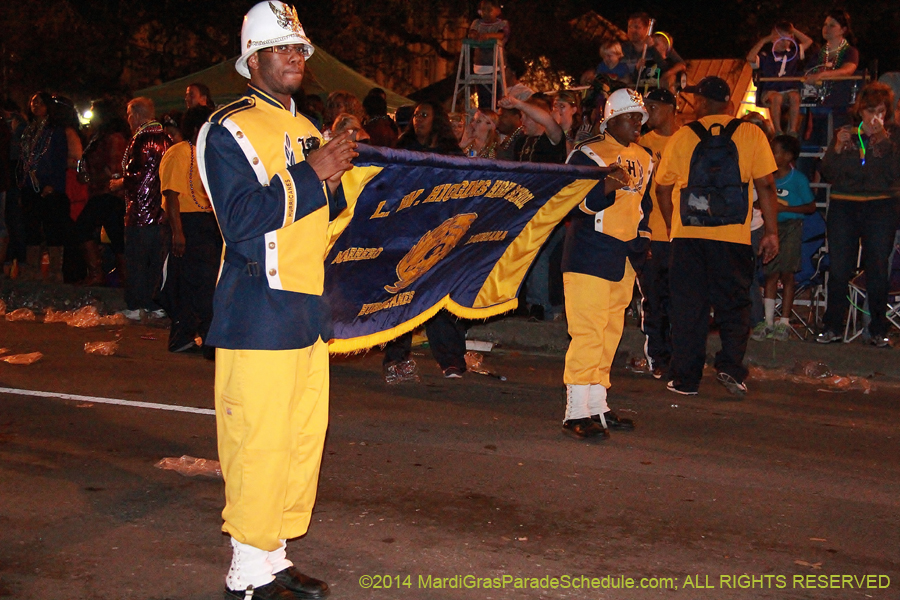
[
  {"xmin": 155, "ymin": 455, "xmax": 222, "ymax": 479},
  {"xmin": 466, "ymin": 340, "xmax": 494, "ymax": 352},
  {"xmin": 84, "ymin": 341, "xmax": 120, "ymax": 356},
  {"xmin": 44, "ymin": 306, "xmax": 127, "ymax": 327},
  {"xmin": 5, "ymin": 308, "xmax": 36, "ymax": 321},
  {"xmin": 0, "ymin": 352, "xmax": 43, "ymax": 365},
  {"xmin": 748, "ymin": 360, "xmax": 876, "ymax": 394},
  {"xmin": 626, "ymin": 356, "xmax": 650, "ymax": 373},
  {"xmin": 465, "ymin": 351, "xmax": 507, "ymax": 381}
]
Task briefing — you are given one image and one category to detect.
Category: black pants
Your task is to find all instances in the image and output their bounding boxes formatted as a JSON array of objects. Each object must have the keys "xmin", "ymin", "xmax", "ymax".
[
  {"xmin": 75, "ymin": 193, "xmax": 126, "ymax": 254},
  {"xmin": 21, "ymin": 187, "xmax": 71, "ymax": 246},
  {"xmin": 124, "ymin": 224, "xmax": 167, "ymax": 311},
  {"xmin": 5, "ymin": 179, "xmax": 26, "ymax": 262},
  {"xmin": 669, "ymin": 238, "xmax": 754, "ymax": 391},
  {"xmin": 164, "ymin": 213, "xmax": 223, "ymax": 351},
  {"xmin": 383, "ymin": 309, "xmax": 467, "ymax": 372},
  {"xmin": 638, "ymin": 240, "xmax": 672, "ymax": 369},
  {"xmin": 823, "ymin": 198, "xmax": 900, "ymax": 337}
]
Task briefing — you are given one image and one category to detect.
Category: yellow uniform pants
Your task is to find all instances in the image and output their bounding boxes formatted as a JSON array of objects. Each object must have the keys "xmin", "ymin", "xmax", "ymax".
[
  {"xmin": 215, "ymin": 339, "xmax": 329, "ymax": 551},
  {"xmin": 563, "ymin": 261, "xmax": 636, "ymax": 387}
]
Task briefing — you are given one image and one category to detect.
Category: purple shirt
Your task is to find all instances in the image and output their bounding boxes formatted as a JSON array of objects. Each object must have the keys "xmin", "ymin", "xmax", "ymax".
[{"xmin": 123, "ymin": 121, "xmax": 171, "ymax": 227}]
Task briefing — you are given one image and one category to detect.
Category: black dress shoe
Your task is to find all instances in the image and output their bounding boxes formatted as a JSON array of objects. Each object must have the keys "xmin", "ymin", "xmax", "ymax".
[
  {"xmin": 562, "ymin": 418, "xmax": 609, "ymax": 440},
  {"xmin": 274, "ymin": 567, "xmax": 330, "ymax": 598},
  {"xmin": 592, "ymin": 411, "xmax": 635, "ymax": 431},
  {"xmin": 224, "ymin": 580, "xmax": 296, "ymax": 600}
]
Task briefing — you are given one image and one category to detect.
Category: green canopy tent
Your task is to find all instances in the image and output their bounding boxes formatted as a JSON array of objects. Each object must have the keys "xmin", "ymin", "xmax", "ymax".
[{"xmin": 136, "ymin": 44, "xmax": 412, "ymax": 115}]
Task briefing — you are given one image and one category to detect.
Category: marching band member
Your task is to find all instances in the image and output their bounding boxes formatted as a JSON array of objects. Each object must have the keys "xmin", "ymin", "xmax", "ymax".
[{"xmin": 560, "ymin": 88, "xmax": 652, "ymax": 440}]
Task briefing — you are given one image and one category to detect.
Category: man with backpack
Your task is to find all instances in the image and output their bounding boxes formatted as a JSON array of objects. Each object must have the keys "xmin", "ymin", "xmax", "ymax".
[{"xmin": 655, "ymin": 76, "xmax": 780, "ymax": 396}]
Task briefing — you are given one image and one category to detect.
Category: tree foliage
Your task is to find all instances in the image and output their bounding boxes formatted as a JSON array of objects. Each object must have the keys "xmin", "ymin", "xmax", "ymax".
[{"xmin": 2, "ymin": 0, "xmax": 897, "ymax": 107}]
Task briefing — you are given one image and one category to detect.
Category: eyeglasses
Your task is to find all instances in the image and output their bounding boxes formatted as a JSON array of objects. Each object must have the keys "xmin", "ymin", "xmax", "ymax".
[{"xmin": 259, "ymin": 45, "xmax": 306, "ymax": 56}]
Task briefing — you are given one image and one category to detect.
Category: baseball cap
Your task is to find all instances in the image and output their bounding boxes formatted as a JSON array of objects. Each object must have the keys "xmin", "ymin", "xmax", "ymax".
[
  {"xmin": 644, "ymin": 88, "xmax": 677, "ymax": 108},
  {"xmin": 681, "ymin": 76, "xmax": 731, "ymax": 103}
]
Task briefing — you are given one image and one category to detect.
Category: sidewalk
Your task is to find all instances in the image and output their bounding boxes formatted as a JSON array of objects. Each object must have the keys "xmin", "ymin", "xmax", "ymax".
[
  {"xmin": 3, "ymin": 278, "xmax": 898, "ymax": 378},
  {"xmin": 468, "ymin": 316, "xmax": 900, "ymax": 379}
]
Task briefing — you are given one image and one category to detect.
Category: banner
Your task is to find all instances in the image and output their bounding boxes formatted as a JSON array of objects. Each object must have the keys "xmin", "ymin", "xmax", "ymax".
[{"xmin": 325, "ymin": 145, "xmax": 609, "ymax": 353}]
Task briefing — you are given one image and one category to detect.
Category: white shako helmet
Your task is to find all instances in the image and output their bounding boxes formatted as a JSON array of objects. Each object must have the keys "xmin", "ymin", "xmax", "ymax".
[
  {"xmin": 599, "ymin": 88, "xmax": 649, "ymax": 132},
  {"xmin": 235, "ymin": 1, "xmax": 315, "ymax": 79}
]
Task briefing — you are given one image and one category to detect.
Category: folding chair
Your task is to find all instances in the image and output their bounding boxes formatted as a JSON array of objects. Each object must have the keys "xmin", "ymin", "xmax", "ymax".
[
  {"xmin": 774, "ymin": 211, "xmax": 827, "ymax": 339},
  {"xmin": 844, "ymin": 245, "xmax": 900, "ymax": 342}
]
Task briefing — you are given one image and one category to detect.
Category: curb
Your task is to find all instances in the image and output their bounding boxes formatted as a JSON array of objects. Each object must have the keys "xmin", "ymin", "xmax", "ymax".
[
  {"xmin": 3, "ymin": 280, "xmax": 897, "ymax": 379},
  {"xmin": 469, "ymin": 317, "xmax": 900, "ymax": 379}
]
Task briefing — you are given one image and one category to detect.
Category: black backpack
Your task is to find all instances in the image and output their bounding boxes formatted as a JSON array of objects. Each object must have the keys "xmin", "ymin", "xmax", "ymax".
[{"xmin": 680, "ymin": 119, "xmax": 749, "ymax": 227}]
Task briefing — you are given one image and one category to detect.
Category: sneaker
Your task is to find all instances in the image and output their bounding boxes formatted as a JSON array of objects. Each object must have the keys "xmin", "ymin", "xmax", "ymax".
[
  {"xmin": 170, "ymin": 341, "xmax": 197, "ymax": 353},
  {"xmin": 771, "ymin": 322, "xmax": 791, "ymax": 342},
  {"xmin": 666, "ymin": 380, "xmax": 698, "ymax": 396},
  {"xmin": 646, "ymin": 357, "xmax": 667, "ymax": 380},
  {"xmin": 750, "ymin": 322, "xmax": 771, "ymax": 341},
  {"xmin": 383, "ymin": 358, "xmax": 420, "ymax": 384},
  {"xmin": 816, "ymin": 330, "xmax": 841, "ymax": 344},
  {"xmin": 869, "ymin": 335, "xmax": 891, "ymax": 348},
  {"xmin": 119, "ymin": 309, "xmax": 142, "ymax": 321},
  {"xmin": 442, "ymin": 366, "xmax": 463, "ymax": 379},
  {"xmin": 716, "ymin": 371, "xmax": 747, "ymax": 396},
  {"xmin": 527, "ymin": 304, "xmax": 545, "ymax": 322}
]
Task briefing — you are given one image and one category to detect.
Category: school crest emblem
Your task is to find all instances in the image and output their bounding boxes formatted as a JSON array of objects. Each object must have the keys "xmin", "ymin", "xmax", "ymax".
[{"xmin": 385, "ymin": 214, "xmax": 478, "ymax": 293}]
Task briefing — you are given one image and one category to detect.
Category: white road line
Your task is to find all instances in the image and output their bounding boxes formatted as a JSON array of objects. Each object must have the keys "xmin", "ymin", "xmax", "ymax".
[{"xmin": 0, "ymin": 387, "xmax": 215, "ymax": 415}]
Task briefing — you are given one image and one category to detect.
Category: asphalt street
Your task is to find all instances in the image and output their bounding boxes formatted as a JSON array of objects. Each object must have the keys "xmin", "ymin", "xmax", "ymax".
[{"xmin": 0, "ymin": 317, "xmax": 897, "ymax": 600}]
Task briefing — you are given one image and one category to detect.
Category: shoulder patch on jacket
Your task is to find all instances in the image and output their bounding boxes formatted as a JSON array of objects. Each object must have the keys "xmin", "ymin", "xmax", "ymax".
[
  {"xmin": 211, "ymin": 97, "xmax": 256, "ymax": 126},
  {"xmin": 574, "ymin": 132, "xmax": 606, "ymax": 151}
]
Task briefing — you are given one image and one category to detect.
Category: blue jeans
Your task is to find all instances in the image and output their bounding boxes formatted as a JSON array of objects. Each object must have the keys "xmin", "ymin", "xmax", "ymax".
[{"xmin": 525, "ymin": 224, "xmax": 565, "ymax": 319}]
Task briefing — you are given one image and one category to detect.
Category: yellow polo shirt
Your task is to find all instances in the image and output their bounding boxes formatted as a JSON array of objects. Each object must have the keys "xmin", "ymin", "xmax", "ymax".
[
  {"xmin": 160, "ymin": 141, "xmax": 213, "ymax": 213},
  {"xmin": 638, "ymin": 129, "xmax": 678, "ymax": 242},
  {"xmin": 655, "ymin": 115, "xmax": 776, "ymax": 244}
]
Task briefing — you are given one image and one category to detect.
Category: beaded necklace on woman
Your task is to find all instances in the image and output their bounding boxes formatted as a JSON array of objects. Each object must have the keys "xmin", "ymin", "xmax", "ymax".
[
  {"xmin": 820, "ymin": 38, "xmax": 848, "ymax": 70},
  {"xmin": 463, "ymin": 139, "xmax": 498, "ymax": 159},
  {"xmin": 18, "ymin": 118, "xmax": 52, "ymax": 189}
]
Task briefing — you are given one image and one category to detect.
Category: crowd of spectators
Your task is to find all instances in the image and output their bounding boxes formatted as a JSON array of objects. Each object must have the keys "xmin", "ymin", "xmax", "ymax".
[{"xmin": 1, "ymin": 7, "xmax": 898, "ymax": 379}]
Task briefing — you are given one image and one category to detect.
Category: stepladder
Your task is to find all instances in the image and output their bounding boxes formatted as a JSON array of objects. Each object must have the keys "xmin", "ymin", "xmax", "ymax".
[{"xmin": 452, "ymin": 39, "xmax": 508, "ymax": 117}]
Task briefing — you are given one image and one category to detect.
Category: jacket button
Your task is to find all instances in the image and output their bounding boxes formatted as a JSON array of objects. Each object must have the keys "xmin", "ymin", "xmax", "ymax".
[
  {"xmin": 268, "ymin": 242, "xmax": 276, "ymax": 249},
  {"xmin": 236, "ymin": 131, "xmax": 244, "ymax": 139},
  {"xmin": 252, "ymin": 157, "xmax": 259, "ymax": 165},
  {"xmin": 268, "ymin": 268, "xmax": 277, "ymax": 276}
]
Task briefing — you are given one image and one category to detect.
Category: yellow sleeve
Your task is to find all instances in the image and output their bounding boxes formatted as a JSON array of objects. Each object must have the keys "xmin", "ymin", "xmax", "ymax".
[
  {"xmin": 158, "ymin": 144, "xmax": 182, "ymax": 194},
  {"xmin": 654, "ymin": 132, "xmax": 685, "ymax": 187}
]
